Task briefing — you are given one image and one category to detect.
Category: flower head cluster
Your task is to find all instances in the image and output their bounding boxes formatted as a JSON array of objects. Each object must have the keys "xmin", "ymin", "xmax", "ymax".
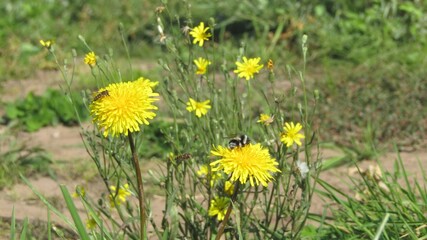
[
  {"xmin": 194, "ymin": 57, "xmax": 211, "ymax": 75},
  {"xmin": 90, "ymin": 77, "xmax": 159, "ymax": 137},
  {"xmin": 84, "ymin": 52, "xmax": 97, "ymax": 67},
  {"xmin": 186, "ymin": 98, "xmax": 211, "ymax": 117},
  {"xmin": 234, "ymin": 57, "xmax": 263, "ymax": 80},
  {"xmin": 109, "ymin": 183, "xmax": 132, "ymax": 207},
  {"xmin": 189, "ymin": 22, "xmax": 211, "ymax": 47},
  {"xmin": 280, "ymin": 122, "xmax": 305, "ymax": 147},
  {"xmin": 211, "ymin": 144, "xmax": 280, "ymax": 187},
  {"xmin": 257, "ymin": 113, "xmax": 274, "ymax": 126},
  {"xmin": 208, "ymin": 197, "xmax": 230, "ymax": 221}
]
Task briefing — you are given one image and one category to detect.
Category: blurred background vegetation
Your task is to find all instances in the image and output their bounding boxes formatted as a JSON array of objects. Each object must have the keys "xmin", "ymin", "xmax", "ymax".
[{"xmin": 1, "ymin": 0, "xmax": 426, "ymax": 149}]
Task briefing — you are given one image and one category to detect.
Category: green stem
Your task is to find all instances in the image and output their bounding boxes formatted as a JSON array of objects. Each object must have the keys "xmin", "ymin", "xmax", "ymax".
[
  {"xmin": 215, "ymin": 182, "xmax": 240, "ymax": 240},
  {"xmin": 128, "ymin": 132, "xmax": 146, "ymax": 239}
]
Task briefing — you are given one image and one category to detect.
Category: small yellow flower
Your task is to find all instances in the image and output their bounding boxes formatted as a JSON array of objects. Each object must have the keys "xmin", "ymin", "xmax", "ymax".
[
  {"xmin": 267, "ymin": 59, "xmax": 274, "ymax": 72},
  {"xmin": 86, "ymin": 217, "xmax": 96, "ymax": 230},
  {"xmin": 109, "ymin": 183, "xmax": 132, "ymax": 207},
  {"xmin": 84, "ymin": 52, "xmax": 97, "ymax": 67},
  {"xmin": 90, "ymin": 77, "xmax": 159, "ymax": 137},
  {"xmin": 189, "ymin": 22, "xmax": 211, "ymax": 47},
  {"xmin": 224, "ymin": 181, "xmax": 234, "ymax": 196},
  {"xmin": 280, "ymin": 122, "xmax": 305, "ymax": 147},
  {"xmin": 208, "ymin": 197, "xmax": 230, "ymax": 221},
  {"xmin": 39, "ymin": 40, "xmax": 53, "ymax": 49},
  {"xmin": 186, "ymin": 98, "xmax": 211, "ymax": 117},
  {"xmin": 211, "ymin": 144, "xmax": 280, "ymax": 187},
  {"xmin": 234, "ymin": 57, "xmax": 264, "ymax": 80},
  {"xmin": 72, "ymin": 185, "xmax": 86, "ymax": 198},
  {"xmin": 194, "ymin": 57, "xmax": 211, "ymax": 75},
  {"xmin": 257, "ymin": 114, "xmax": 274, "ymax": 126}
]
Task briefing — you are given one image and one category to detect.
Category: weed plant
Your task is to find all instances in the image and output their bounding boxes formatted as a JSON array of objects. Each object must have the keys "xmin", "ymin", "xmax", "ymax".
[{"xmin": 22, "ymin": 4, "xmax": 321, "ymax": 240}]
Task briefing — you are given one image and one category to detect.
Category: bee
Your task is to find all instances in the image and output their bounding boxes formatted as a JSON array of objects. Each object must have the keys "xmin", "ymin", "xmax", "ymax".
[
  {"xmin": 228, "ymin": 134, "xmax": 251, "ymax": 149},
  {"xmin": 93, "ymin": 90, "xmax": 109, "ymax": 102}
]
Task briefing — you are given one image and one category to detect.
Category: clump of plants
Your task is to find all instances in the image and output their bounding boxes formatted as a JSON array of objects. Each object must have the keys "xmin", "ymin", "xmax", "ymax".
[
  {"xmin": 26, "ymin": 3, "xmax": 320, "ymax": 239},
  {"xmin": 2, "ymin": 88, "xmax": 89, "ymax": 132}
]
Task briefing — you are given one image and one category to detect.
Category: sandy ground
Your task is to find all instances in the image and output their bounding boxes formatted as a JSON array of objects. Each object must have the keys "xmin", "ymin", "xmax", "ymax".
[{"xmin": 0, "ymin": 70, "xmax": 426, "ymax": 238}]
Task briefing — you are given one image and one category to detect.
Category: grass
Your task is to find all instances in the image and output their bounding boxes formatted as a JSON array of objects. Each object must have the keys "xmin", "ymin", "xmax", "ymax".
[{"xmin": 0, "ymin": 130, "xmax": 52, "ymax": 189}]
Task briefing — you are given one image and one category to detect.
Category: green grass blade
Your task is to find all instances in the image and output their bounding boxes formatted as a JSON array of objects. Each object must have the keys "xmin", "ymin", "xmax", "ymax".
[
  {"xmin": 47, "ymin": 209, "xmax": 52, "ymax": 240},
  {"xmin": 373, "ymin": 213, "xmax": 390, "ymax": 240},
  {"xmin": 19, "ymin": 218, "xmax": 28, "ymax": 240},
  {"xmin": 60, "ymin": 185, "xmax": 90, "ymax": 240},
  {"xmin": 20, "ymin": 174, "xmax": 76, "ymax": 231},
  {"xmin": 10, "ymin": 206, "xmax": 16, "ymax": 240},
  {"xmin": 79, "ymin": 197, "xmax": 113, "ymax": 239}
]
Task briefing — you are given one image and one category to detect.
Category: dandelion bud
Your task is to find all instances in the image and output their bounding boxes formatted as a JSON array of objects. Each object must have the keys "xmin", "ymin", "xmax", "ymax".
[
  {"xmin": 78, "ymin": 35, "xmax": 86, "ymax": 42},
  {"xmin": 298, "ymin": 103, "xmax": 303, "ymax": 113},
  {"xmin": 314, "ymin": 89, "xmax": 320, "ymax": 100},
  {"xmin": 209, "ymin": 17, "xmax": 216, "ymax": 28},
  {"xmin": 302, "ymin": 34, "xmax": 308, "ymax": 45}
]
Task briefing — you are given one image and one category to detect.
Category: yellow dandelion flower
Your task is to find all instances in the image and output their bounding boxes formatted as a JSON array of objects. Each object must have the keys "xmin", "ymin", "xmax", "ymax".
[
  {"xmin": 186, "ymin": 98, "xmax": 211, "ymax": 118},
  {"xmin": 90, "ymin": 77, "xmax": 159, "ymax": 137},
  {"xmin": 194, "ymin": 57, "xmax": 211, "ymax": 75},
  {"xmin": 39, "ymin": 39, "xmax": 53, "ymax": 49},
  {"xmin": 109, "ymin": 183, "xmax": 132, "ymax": 207},
  {"xmin": 84, "ymin": 51, "xmax": 97, "ymax": 67},
  {"xmin": 224, "ymin": 181, "xmax": 234, "ymax": 196},
  {"xmin": 211, "ymin": 144, "xmax": 280, "ymax": 187},
  {"xmin": 208, "ymin": 197, "xmax": 230, "ymax": 221},
  {"xmin": 234, "ymin": 57, "xmax": 263, "ymax": 80},
  {"xmin": 257, "ymin": 113, "xmax": 274, "ymax": 126},
  {"xmin": 86, "ymin": 217, "xmax": 97, "ymax": 230},
  {"xmin": 280, "ymin": 122, "xmax": 305, "ymax": 147},
  {"xmin": 189, "ymin": 22, "xmax": 211, "ymax": 47}
]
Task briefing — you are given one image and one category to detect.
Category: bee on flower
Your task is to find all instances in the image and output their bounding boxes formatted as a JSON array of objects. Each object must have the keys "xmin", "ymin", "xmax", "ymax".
[{"xmin": 211, "ymin": 143, "xmax": 280, "ymax": 187}]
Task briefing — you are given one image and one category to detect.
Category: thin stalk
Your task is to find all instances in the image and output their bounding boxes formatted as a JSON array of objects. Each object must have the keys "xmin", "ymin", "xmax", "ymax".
[
  {"xmin": 128, "ymin": 131, "xmax": 146, "ymax": 239},
  {"xmin": 215, "ymin": 183, "xmax": 240, "ymax": 240}
]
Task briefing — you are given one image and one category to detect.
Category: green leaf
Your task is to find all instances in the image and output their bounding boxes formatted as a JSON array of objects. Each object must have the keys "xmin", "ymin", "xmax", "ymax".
[
  {"xmin": 5, "ymin": 104, "xmax": 23, "ymax": 119},
  {"xmin": 60, "ymin": 185, "xmax": 90, "ymax": 240},
  {"xmin": 10, "ymin": 206, "xmax": 16, "ymax": 240},
  {"xmin": 20, "ymin": 175, "xmax": 76, "ymax": 232},
  {"xmin": 19, "ymin": 218, "xmax": 29, "ymax": 240}
]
